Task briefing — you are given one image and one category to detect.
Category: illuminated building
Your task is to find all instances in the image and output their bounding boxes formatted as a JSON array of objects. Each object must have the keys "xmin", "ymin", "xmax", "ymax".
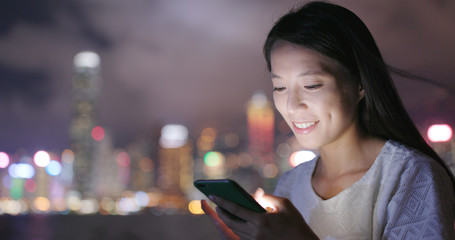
[
  {"xmin": 70, "ymin": 51, "xmax": 101, "ymax": 197},
  {"xmin": 246, "ymin": 92, "xmax": 275, "ymax": 166},
  {"xmin": 156, "ymin": 124, "xmax": 193, "ymax": 211},
  {"xmin": 90, "ymin": 133, "xmax": 122, "ymax": 198},
  {"xmin": 246, "ymin": 92, "xmax": 277, "ymax": 191},
  {"xmin": 126, "ymin": 136, "xmax": 155, "ymax": 192}
]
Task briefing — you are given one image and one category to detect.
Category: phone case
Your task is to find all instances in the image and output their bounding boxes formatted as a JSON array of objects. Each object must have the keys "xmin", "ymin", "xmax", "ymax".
[{"xmin": 194, "ymin": 179, "xmax": 266, "ymax": 213}]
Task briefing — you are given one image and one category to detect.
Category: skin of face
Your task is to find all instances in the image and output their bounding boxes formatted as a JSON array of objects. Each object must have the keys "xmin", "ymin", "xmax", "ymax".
[{"xmin": 270, "ymin": 40, "xmax": 363, "ymax": 150}]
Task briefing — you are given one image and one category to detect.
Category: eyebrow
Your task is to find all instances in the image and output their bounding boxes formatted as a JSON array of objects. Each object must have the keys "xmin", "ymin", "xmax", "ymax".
[{"xmin": 271, "ymin": 70, "xmax": 327, "ymax": 79}]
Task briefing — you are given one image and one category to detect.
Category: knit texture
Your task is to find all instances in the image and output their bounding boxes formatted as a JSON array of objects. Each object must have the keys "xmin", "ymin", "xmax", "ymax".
[{"xmin": 274, "ymin": 140, "xmax": 455, "ymax": 239}]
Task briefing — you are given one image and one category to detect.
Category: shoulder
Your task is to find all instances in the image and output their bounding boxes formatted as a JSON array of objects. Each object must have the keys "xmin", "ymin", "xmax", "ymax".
[
  {"xmin": 382, "ymin": 140, "xmax": 449, "ymax": 179},
  {"xmin": 273, "ymin": 157, "xmax": 317, "ymax": 197},
  {"xmin": 381, "ymin": 140, "xmax": 455, "ymax": 238}
]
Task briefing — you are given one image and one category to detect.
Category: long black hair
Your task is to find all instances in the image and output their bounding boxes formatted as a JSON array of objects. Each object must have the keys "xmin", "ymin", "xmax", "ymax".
[{"xmin": 263, "ymin": 1, "xmax": 455, "ymax": 190}]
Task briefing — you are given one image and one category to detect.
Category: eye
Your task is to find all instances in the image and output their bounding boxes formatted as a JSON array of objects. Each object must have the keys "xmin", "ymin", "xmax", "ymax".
[
  {"xmin": 304, "ymin": 84, "xmax": 322, "ymax": 90},
  {"xmin": 273, "ymin": 87, "xmax": 286, "ymax": 92}
]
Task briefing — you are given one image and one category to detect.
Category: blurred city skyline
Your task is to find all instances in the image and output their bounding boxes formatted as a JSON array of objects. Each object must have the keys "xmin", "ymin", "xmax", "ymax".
[{"xmin": 1, "ymin": 0, "xmax": 455, "ymax": 153}]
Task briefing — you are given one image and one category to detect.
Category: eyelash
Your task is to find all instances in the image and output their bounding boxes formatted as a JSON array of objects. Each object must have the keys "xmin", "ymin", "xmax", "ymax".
[
  {"xmin": 273, "ymin": 87, "xmax": 286, "ymax": 92},
  {"xmin": 272, "ymin": 84, "xmax": 323, "ymax": 92},
  {"xmin": 305, "ymin": 84, "xmax": 322, "ymax": 90}
]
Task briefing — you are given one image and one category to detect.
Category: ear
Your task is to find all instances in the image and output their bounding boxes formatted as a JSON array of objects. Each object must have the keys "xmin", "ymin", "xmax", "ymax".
[{"xmin": 357, "ymin": 84, "xmax": 365, "ymax": 102}]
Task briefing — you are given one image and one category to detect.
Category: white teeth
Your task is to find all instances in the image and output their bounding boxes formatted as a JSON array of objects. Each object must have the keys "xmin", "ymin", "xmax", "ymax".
[{"xmin": 294, "ymin": 121, "xmax": 318, "ymax": 129}]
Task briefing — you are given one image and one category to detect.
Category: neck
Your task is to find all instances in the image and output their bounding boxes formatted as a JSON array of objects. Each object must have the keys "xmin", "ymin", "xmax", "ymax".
[{"xmin": 316, "ymin": 125, "xmax": 385, "ymax": 178}]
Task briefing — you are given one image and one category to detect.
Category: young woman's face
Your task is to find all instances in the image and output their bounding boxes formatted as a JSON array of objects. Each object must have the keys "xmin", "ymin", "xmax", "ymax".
[{"xmin": 270, "ymin": 41, "xmax": 362, "ymax": 149}]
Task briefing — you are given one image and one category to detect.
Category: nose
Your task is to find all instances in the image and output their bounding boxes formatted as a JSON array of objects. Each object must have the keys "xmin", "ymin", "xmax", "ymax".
[{"xmin": 287, "ymin": 86, "xmax": 307, "ymax": 114}]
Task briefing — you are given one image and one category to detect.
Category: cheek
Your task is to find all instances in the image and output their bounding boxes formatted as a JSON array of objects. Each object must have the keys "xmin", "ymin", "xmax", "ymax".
[{"xmin": 273, "ymin": 95, "xmax": 287, "ymax": 117}]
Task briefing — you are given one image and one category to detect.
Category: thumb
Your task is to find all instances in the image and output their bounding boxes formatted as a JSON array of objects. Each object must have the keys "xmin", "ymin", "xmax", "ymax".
[{"xmin": 256, "ymin": 192, "xmax": 289, "ymax": 212}]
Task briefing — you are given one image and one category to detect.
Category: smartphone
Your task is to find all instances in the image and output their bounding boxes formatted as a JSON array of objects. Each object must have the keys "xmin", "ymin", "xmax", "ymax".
[{"xmin": 194, "ymin": 179, "xmax": 266, "ymax": 215}]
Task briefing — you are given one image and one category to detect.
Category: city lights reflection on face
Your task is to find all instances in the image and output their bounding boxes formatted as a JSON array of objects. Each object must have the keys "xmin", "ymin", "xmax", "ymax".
[
  {"xmin": 427, "ymin": 124, "xmax": 453, "ymax": 142},
  {"xmin": 289, "ymin": 150, "xmax": 316, "ymax": 167},
  {"xmin": 34, "ymin": 151, "xmax": 51, "ymax": 167},
  {"xmin": 0, "ymin": 152, "xmax": 9, "ymax": 168}
]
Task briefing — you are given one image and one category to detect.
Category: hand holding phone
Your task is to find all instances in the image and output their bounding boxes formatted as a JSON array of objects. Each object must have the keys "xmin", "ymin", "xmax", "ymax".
[{"xmin": 194, "ymin": 179, "xmax": 266, "ymax": 220}]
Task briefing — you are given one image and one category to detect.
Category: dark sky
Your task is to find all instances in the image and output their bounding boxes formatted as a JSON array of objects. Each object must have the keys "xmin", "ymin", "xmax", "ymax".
[{"xmin": 1, "ymin": 0, "xmax": 454, "ymax": 153}]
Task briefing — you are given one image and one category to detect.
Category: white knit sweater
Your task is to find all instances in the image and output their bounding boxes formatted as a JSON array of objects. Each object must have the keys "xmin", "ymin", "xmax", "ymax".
[{"xmin": 274, "ymin": 140, "xmax": 455, "ymax": 239}]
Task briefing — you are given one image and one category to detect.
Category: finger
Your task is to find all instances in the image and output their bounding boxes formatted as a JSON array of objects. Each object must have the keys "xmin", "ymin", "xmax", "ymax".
[
  {"xmin": 216, "ymin": 207, "xmax": 253, "ymax": 238},
  {"xmin": 254, "ymin": 187, "xmax": 265, "ymax": 199},
  {"xmin": 201, "ymin": 200, "xmax": 218, "ymax": 220},
  {"xmin": 202, "ymin": 200, "xmax": 230, "ymax": 229},
  {"xmin": 254, "ymin": 188, "xmax": 276, "ymax": 212},
  {"xmin": 256, "ymin": 193, "xmax": 288, "ymax": 212},
  {"xmin": 210, "ymin": 196, "xmax": 260, "ymax": 222},
  {"xmin": 202, "ymin": 200, "xmax": 241, "ymax": 240}
]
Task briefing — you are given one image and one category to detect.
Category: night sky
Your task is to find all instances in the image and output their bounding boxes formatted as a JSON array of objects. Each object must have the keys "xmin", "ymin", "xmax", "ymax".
[{"xmin": 1, "ymin": 0, "xmax": 454, "ymax": 153}]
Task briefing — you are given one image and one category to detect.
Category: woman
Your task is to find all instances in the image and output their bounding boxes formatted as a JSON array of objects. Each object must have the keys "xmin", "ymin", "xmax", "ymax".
[{"xmin": 202, "ymin": 2, "xmax": 455, "ymax": 239}]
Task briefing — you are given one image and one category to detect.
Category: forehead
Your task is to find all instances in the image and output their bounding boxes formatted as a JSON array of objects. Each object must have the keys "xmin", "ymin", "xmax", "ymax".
[{"xmin": 270, "ymin": 40, "xmax": 342, "ymax": 77}]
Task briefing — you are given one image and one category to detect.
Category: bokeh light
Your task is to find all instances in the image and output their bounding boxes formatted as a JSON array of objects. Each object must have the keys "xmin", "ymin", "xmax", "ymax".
[
  {"xmin": 204, "ymin": 151, "xmax": 223, "ymax": 167},
  {"xmin": 61, "ymin": 149, "xmax": 75, "ymax": 163},
  {"xmin": 73, "ymin": 51, "xmax": 100, "ymax": 69},
  {"xmin": 25, "ymin": 179, "xmax": 37, "ymax": 193},
  {"xmin": 134, "ymin": 191, "xmax": 150, "ymax": 207},
  {"xmin": 188, "ymin": 200, "xmax": 204, "ymax": 215},
  {"xmin": 80, "ymin": 198, "xmax": 99, "ymax": 214},
  {"xmin": 1, "ymin": 199, "xmax": 27, "ymax": 215},
  {"xmin": 45, "ymin": 160, "xmax": 62, "ymax": 176},
  {"xmin": 427, "ymin": 124, "xmax": 453, "ymax": 142},
  {"xmin": 91, "ymin": 126, "xmax": 105, "ymax": 141},
  {"xmin": 34, "ymin": 150, "xmax": 50, "ymax": 167},
  {"xmin": 251, "ymin": 91, "xmax": 267, "ymax": 108},
  {"xmin": 0, "ymin": 152, "xmax": 10, "ymax": 168},
  {"xmin": 8, "ymin": 163, "xmax": 35, "ymax": 179},
  {"xmin": 224, "ymin": 133, "xmax": 240, "ymax": 148},
  {"xmin": 139, "ymin": 158, "xmax": 153, "ymax": 172},
  {"xmin": 276, "ymin": 143, "xmax": 292, "ymax": 158},
  {"xmin": 100, "ymin": 197, "xmax": 115, "ymax": 214},
  {"xmin": 262, "ymin": 164, "xmax": 279, "ymax": 178},
  {"xmin": 34, "ymin": 197, "xmax": 51, "ymax": 212},
  {"xmin": 66, "ymin": 191, "xmax": 82, "ymax": 212},
  {"xmin": 52, "ymin": 198, "xmax": 67, "ymax": 212},
  {"xmin": 289, "ymin": 151, "xmax": 316, "ymax": 167},
  {"xmin": 116, "ymin": 152, "xmax": 131, "ymax": 167},
  {"xmin": 159, "ymin": 124, "xmax": 189, "ymax": 148}
]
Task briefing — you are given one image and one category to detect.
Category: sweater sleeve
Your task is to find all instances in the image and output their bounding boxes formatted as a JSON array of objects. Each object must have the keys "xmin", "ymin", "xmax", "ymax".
[{"xmin": 382, "ymin": 156, "xmax": 455, "ymax": 239}]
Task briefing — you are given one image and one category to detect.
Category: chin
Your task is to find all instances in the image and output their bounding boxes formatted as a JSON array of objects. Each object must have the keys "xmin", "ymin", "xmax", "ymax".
[{"xmin": 294, "ymin": 137, "xmax": 321, "ymax": 150}]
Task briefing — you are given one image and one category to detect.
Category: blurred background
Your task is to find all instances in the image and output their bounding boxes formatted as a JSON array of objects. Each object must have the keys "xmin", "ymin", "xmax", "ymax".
[{"xmin": 0, "ymin": 0, "xmax": 454, "ymax": 239}]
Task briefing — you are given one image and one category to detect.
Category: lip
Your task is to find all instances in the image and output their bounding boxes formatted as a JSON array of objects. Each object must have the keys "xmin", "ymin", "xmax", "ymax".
[{"xmin": 292, "ymin": 121, "xmax": 319, "ymax": 135}]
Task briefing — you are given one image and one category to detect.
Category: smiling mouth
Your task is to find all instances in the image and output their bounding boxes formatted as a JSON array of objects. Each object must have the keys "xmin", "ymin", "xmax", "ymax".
[{"xmin": 293, "ymin": 121, "xmax": 319, "ymax": 129}]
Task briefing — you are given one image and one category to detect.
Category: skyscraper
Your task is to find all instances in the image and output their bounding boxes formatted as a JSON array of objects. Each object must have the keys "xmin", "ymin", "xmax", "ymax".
[
  {"xmin": 70, "ymin": 51, "xmax": 101, "ymax": 197},
  {"xmin": 156, "ymin": 124, "xmax": 193, "ymax": 211}
]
